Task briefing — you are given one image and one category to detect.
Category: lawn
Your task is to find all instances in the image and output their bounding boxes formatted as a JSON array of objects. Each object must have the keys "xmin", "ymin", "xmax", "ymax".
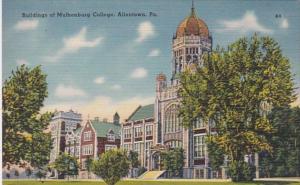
[{"xmin": 3, "ymin": 180, "xmax": 300, "ymax": 185}]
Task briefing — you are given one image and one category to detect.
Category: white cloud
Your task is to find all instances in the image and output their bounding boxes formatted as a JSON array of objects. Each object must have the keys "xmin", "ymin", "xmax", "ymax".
[
  {"xmin": 280, "ymin": 18, "xmax": 289, "ymax": 29},
  {"xmin": 46, "ymin": 27, "xmax": 103, "ymax": 62},
  {"xmin": 14, "ymin": 20, "xmax": 39, "ymax": 31},
  {"xmin": 135, "ymin": 21, "xmax": 155, "ymax": 43},
  {"xmin": 111, "ymin": 84, "xmax": 122, "ymax": 90},
  {"xmin": 42, "ymin": 96, "xmax": 155, "ymax": 121},
  {"xmin": 148, "ymin": 49, "xmax": 160, "ymax": 57},
  {"xmin": 55, "ymin": 84, "xmax": 87, "ymax": 98},
  {"xmin": 94, "ymin": 76, "xmax": 105, "ymax": 84},
  {"xmin": 218, "ymin": 11, "xmax": 272, "ymax": 33},
  {"xmin": 130, "ymin": 67, "xmax": 148, "ymax": 78},
  {"xmin": 16, "ymin": 59, "xmax": 29, "ymax": 65}
]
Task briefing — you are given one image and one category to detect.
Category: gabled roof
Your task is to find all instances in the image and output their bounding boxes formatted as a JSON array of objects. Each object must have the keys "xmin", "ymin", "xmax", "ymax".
[
  {"xmin": 90, "ymin": 120, "xmax": 121, "ymax": 138},
  {"xmin": 127, "ymin": 104, "xmax": 154, "ymax": 121}
]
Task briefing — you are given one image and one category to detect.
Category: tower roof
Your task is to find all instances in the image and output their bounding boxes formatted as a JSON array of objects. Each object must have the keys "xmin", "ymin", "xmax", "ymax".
[
  {"xmin": 175, "ymin": 3, "xmax": 209, "ymax": 38},
  {"xmin": 156, "ymin": 73, "xmax": 166, "ymax": 81}
]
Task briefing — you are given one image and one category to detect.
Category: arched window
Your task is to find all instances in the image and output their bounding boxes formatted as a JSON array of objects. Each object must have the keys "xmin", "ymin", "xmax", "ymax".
[{"xmin": 164, "ymin": 104, "xmax": 182, "ymax": 133}]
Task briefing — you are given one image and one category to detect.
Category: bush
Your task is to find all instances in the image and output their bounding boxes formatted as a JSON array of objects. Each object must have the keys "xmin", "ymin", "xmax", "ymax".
[
  {"xmin": 229, "ymin": 161, "xmax": 255, "ymax": 181},
  {"xmin": 92, "ymin": 149, "xmax": 129, "ymax": 185},
  {"xmin": 35, "ymin": 170, "xmax": 46, "ymax": 181}
]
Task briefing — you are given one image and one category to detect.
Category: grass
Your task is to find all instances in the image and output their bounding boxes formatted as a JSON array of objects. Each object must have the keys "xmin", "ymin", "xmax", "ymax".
[{"xmin": 3, "ymin": 180, "xmax": 300, "ymax": 185}]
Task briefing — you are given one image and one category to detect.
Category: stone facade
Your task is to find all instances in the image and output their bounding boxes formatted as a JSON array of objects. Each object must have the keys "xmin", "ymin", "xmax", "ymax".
[{"xmin": 49, "ymin": 110, "xmax": 82, "ymax": 163}]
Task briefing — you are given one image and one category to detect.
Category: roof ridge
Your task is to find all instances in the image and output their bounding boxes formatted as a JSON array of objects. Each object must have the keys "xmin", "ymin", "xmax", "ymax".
[{"xmin": 127, "ymin": 105, "xmax": 142, "ymax": 121}]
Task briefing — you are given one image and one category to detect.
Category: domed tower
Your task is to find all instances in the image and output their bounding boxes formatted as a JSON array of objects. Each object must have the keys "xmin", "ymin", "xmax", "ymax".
[{"xmin": 171, "ymin": 2, "xmax": 212, "ymax": 84}]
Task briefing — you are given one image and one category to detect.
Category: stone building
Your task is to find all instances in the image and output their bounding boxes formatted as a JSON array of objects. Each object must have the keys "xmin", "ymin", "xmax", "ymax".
[
  {"xmin": 121, "ymin": 4, "xmax": 227, "ymax": 179},
  {"xmin": 49, "ymin": 110, "xmax": 82, "ymax": 163}
]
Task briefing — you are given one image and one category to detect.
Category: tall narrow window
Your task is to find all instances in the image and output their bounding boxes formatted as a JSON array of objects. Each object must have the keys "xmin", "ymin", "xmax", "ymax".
[
  {"xmin": 194, "ymin": 135, "xmax": 205, "ymax": 158},
  {"xmin": 164, "ymin": 104, "xmax": 182, "ymax": 133}
]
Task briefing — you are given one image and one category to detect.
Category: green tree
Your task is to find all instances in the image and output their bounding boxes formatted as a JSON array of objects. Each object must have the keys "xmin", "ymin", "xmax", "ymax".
[
  {"xmin": 207, "ymin": 137, "xmax": 224, "ymax": 171},
  {"xmin": 161, "ymin": 148, "xmax": 184, "ymax": 178},
  {"xmin": 128, "ymin": 150, "xmax": 140, "ymax": 177},
  {"xmin": 92, "ymin": 149, "xmax": 129, "ymax": 185},
  {"xmin": 260, "ymin": 106, "xmax": 300, "ymax": 177},
  {"xmin": 179, "ymin": 34, "xmax": 295, "ymax": 181},
  {"xmin": 85, "ymin": 156, "xmax": 93, "ymax": 179},
  {"xmin": 2, "ymin": 65, "xmax": 52, "ymax": 166},
  {"xmin": 52, "ymin": 153, "xmax": 79, "ymax": 179}
]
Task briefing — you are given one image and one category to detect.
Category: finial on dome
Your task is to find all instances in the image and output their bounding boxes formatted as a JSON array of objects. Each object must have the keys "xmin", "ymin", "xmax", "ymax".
[{"xmin": 191, "ymin": 0, "xmax": 196, "ymax": 17}]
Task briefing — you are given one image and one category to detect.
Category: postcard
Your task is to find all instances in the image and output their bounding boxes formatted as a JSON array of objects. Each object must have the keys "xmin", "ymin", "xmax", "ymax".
[{"xmin": 2, "ymin": 0, "xmax": 300, "ymax": 184}]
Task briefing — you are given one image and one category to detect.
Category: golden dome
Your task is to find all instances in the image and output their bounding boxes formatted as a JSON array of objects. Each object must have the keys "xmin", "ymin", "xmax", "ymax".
[{"xmin": 176, "ymin": 7, "xmax": 209, "ymax": 38}]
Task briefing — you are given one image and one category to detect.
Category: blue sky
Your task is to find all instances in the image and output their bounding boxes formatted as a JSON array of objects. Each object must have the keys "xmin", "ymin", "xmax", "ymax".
[{"xmin": 3, "ymin": 0, "xmax": 300, "ymax": 121}]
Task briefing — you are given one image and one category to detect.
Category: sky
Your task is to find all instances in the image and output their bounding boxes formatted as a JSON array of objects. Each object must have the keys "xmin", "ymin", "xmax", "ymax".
[{"xmin": 3, "ymin": 0, "xmax": 300, "ymax": 122}]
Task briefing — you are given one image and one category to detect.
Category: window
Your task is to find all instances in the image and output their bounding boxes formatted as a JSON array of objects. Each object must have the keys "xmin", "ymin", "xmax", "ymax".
[
  {"xmin": 75, "ymin": 146, "xmax": 80, "ymax": 156},
  {"xmin": 70, "ymin": 147, "xmax": 74, "ymax": 154},
  {"xmin": 194, "ymin": 135, "xmax": 205, "ymax": 158},
  {"xmin": 166, "ymin": 140, "xmax": 182, "ymax": 148},
  {"xmin": 124, "ymin": 128, "xmax": 132, "ymax": 139},
  {"xmin": 105, "ymin": 145, "xmax": 117, "ymax": 151},
  {"xmin": 195, "ymin": 169, "xmax": 205, "ymax": 179},
  {"xmin": 145, "ymin": 125, "xmax": 153, "ymax": 136},
  {"xmin": 83, "ymin": 131, "xmax": 92, "ymax": 141},
  {"xmin": 145, "ymin": 141, "xmax": 153, "ymax": 151},
  {"xmin": 193, "ymin": 117, "xmax": 204, "ymax": 129},
  {"xmin": 164, "ymin": 104, "xmax": 182, "ymax": 133},
  {"xmin": 82, "ymin": 144, "xmax": 93, "ymax": 155},
  {"xmin": 134, "ymin": 143, "xmax": 143, "ymax": 155},
  {"xmin": 107, "ymin": 131, "xmax": 115, "ymax": 142},
  {"xmin": 134, "ymin": 127, "xmax": 142, "ymax": 138}
]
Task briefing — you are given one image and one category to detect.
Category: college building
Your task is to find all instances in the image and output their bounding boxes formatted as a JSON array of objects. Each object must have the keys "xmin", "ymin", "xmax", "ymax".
[{"xmin": 120, "ymin": 4, "xmax": 227, "ymax": 179}]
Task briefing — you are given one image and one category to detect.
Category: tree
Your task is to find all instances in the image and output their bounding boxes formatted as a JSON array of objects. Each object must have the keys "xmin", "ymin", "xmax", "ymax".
[
  {"xmin": 161, "ymin": 148, "xmax": 184, "ymax": 178},
  {"xmin": 179, "ymin": 34, "xmax": 295, "ymax": 181},
  {"xmin": 92, "ymin": 149, "xmax": 129, "ymax": 185},
  {"xmin": 85, "ymin": 156, "xmax": 93, "ymax": 179},
  {"xmin": 52, "ymin": 153, "xmax": 79, "ymax": 179},
  {"xmin": 2, "ymin": 65, "xmax": 52, "ymax": 166},
  {"xmin": 128, "ymin": 151, "xmax": 140, "ymax": 177},
  {"xmin": 260, "ymin": 106, "xmax": 300, "ymax": 177},
  {"xmin": 26, "ymin": 131, "xmax": 53, "ymax": 170},
  {"xmin": 206, "ymin": 137, "xmax": 224, "ymax": 171}
]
